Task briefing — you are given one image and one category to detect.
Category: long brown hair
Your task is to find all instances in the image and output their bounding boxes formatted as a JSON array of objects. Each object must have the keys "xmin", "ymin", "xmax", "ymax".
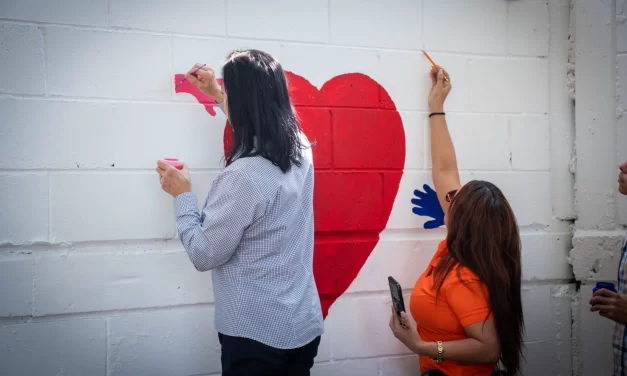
[{"xmin": 433, "ymin": 180, "xmax": 524, "ymax": 375}]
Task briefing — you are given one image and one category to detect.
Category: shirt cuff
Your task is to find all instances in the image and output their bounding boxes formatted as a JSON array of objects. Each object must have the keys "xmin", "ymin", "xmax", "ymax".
[
  {"xmin": 216, "ymin": 101, "xmax": 225, "ymax": 114},
  {"xmin": 174, "ymin": 191, "xmax": 199, "ymax": 217}
]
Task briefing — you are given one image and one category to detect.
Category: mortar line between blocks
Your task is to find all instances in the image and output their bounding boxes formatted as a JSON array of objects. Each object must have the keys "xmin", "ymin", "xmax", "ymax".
[
  {"xmin": 0, "ymin": 238, "xmax": 182, "ymax": 252},
  {"xmin": 505, "ymin": 1, "xmax": 511, "ymax": 57},
  {"xmin": 105, "ymin": 318, "xmax": 109, "ymax": 376},
  {"xmin": 0, "ymin": 227, "xmax": 568, "ymax": 254},
  {"xmin": 420, "ymin": 0, "xmax": 425, "ymax": 50},
  {"xmin": 224, "ymin": 0, "xmax": 228, "ymax": 37},
  {"xmin": 0, "ymin": 94, "xmax": 552, "ymax": 117},
  {"xmin": 0, "ymin": 19, "xmax": 549, "ymax": 59},
  {"xmin": 327, "ymin": 352, "xmax": 415, "ymax": 363},
  {"xmin": 0, "ymin": 168, "xmax": 222, "ymax": 174},
  {"xmin": 168, "ymin": 36, "xmax": 174, "ymax": 95},
  {"xmin": 0, "ymin": 302, "xmax": 217, "ymax": 325},
  {"xmin": 0, "ymin": 278, "xmax": 576, "ymax": 326},
  {"xmin": 31, "ymin": 257, "xmax": 36, "ymax": 318},
  {"xmin": 0, "ymin": 168, "xmax": 552, "ymax": 175},
  {"xmin": 39, "ymin": 26, "xmax": 48, "ymax": 96},
  {"xmin": 105, "ymin": 0, "xmax": 110, "ymax": 27},
  {"xmin": 47, "ymin": 171, "xmax": 51, "ymax": 242},
  {"xmin": 341, "ymin": 279, "xmax": 573, "ymax": 299},
  {"xmin": 507, "ymin": 116, "xmax": 513, "ymax": 171},
  {"xmin": 327, "ymin": 0, "xmax": 331, "ymax": 44}
]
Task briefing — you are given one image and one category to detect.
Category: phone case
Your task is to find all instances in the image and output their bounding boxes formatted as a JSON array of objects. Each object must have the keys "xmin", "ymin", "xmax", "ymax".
[{"xmin": 388, "ymin": 276, "xmax": 406, "ymax": 314}]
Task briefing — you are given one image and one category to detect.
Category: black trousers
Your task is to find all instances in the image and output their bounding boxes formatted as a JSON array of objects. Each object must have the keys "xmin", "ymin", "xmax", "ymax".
[{"xmin": 218, "ymin": 333, "xmax": 321, "ymax": 376}]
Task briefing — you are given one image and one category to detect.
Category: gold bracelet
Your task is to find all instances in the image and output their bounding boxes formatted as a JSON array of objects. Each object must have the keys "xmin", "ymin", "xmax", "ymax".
[{"xmin": 432, "ymin": 341, "xmax": 444, "ymax": 363}]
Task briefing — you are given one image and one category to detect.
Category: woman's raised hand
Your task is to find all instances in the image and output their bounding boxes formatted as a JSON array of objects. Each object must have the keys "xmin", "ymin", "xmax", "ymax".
[
  {"xmin": 428, "ymin": 67, "xmax": 451, "ymax": 113},
  {"xmin": 185, "ymin": 64, "xmax": 225, "ymax": 103}
]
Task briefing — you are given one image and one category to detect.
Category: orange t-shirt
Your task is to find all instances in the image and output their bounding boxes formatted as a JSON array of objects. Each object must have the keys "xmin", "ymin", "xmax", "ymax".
[{"xmin": 410, "ymin": 240, "xmax": 495, "ymax": 376}]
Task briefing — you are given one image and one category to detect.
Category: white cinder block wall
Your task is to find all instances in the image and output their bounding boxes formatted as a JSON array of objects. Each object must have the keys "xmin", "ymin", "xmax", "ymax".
[
  {"xmin": 570, "ymin": 0, "xmax": 627, "ymax": 375},
  {"xmin": 0, "ymin": 0, "xmax": 620, "ymax": 375}
]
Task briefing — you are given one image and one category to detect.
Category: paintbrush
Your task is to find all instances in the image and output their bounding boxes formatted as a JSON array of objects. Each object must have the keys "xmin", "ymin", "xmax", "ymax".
[
  {"xmin": 422, "ymin": 50, "xmax": 449, "ymax": 82},
  {"xmin": 177, "ymin": 64, "xmax": 207, "ymax": 85}
]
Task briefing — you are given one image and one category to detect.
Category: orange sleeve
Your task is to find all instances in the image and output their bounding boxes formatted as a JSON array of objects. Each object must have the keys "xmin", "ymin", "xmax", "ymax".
[{"xmin": 444, "ymin": 272, "xmax": 493, "ymax": 327}]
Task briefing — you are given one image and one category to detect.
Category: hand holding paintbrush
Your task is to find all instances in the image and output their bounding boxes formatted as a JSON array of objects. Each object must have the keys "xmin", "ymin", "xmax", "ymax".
[
  {"xmin": 427, "ymin": 62, "xmax": 451, "ymax": 113},
  {"xmin": 177, "ymin": 64, "xmax": 206, "ymax": 85},
  {"xmin": 422, "ymin": 50, "xmax": 449, "ymax": 82},
  {"xmin": 180, "ymin": 63, "xmax": 225, "ymax": 103}
]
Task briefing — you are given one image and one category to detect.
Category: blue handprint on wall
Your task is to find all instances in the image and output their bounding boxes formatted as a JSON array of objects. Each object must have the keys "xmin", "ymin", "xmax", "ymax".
[{"xmin": 411, "ymin": 184, "xmax": 444, "ymax": 229}]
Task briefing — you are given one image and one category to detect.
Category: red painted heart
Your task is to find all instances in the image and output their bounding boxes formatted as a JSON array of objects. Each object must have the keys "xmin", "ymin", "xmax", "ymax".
[{"xmin": 174, "ymin": 72, "xmax": 405, "ymax": 318}]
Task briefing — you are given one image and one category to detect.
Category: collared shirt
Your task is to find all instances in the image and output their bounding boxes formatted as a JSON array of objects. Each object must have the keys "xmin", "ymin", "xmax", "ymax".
[
  {"xmin": 614, "ymin": 236, "xmax": 627, "ymax": 375},
  {"xmin": 174, "ymin": 132, "xmax": 323, "ymax": 349},
  {"xmin": 410, "ymin": 240, "xmax": 495, "ymax": 376}
]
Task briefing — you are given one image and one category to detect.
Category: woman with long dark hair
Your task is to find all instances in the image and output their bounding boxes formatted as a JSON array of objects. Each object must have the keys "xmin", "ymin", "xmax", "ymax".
[
  {"xmin": 157, "ymin": 50, "xmax": 323, "ymax": 376},
  {"xmin": 389, "ymin": 67, "xmax": 524, "ymax": 376}
]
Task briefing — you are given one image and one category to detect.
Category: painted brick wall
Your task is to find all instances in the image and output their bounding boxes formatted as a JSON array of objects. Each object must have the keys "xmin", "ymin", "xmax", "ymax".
[{"xmin": 0, "ymin": 0, "xmax": 586, "ymax": 375}]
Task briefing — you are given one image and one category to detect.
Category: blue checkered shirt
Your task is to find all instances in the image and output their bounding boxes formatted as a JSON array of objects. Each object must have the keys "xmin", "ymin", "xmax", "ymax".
[
  {"xmin": 174, "ymin": 135, "xmax": 324, "ymax": 349},
  {"xmin": 614, "ymin": 236, "xmax": 627, "ymax": 375}
]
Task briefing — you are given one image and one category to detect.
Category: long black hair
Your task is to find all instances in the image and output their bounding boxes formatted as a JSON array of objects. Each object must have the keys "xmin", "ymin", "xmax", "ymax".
[
  {"xmin": 222, "ymin": 49, "xmax": 304, "ymax": 173},
  {"xmin": 435, "ymin": 180, "xmax": 524, "ymax": 374}
]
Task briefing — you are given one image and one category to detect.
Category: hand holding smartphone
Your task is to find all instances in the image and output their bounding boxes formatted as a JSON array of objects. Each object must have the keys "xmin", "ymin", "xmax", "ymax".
[{"xmin": 388, "ymin": 276, "xmax": 408, "ymax": 329}]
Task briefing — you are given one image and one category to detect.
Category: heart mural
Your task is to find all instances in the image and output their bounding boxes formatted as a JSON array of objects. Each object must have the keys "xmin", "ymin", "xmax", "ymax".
[{"xmin": 175, "ymin": 72, "xmax": 406, "ymax": 318}]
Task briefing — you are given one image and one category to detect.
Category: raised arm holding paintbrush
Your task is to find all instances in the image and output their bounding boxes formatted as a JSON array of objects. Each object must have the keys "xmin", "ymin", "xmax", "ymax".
[
  {"xmin": 426, "ymin": 67, "xmax": 458, "ymax": 215},
  {"xmin": 389, "ymin": 65, "xmax": 524, "ymax": 376}
]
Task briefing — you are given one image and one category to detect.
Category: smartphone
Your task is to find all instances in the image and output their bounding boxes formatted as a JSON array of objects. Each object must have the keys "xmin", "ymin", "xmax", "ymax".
[{"xmin": 388, "ymin": 276, "xmax": 406, "ymax": 322}]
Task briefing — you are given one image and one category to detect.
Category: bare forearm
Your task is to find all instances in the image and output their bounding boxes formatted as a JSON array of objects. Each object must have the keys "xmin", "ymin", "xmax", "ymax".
[
  {"xmin": 429, "ymin": 114, "xmax": 458, "ymax": 173},
  {"xmin": 418, "ymin": 339, "xmax": 500, "ymax": 364}
]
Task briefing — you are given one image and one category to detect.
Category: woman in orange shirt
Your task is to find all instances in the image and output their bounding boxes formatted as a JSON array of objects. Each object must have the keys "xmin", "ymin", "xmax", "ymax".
[{"xmin": 389, "ymin": 68, "xmax": 524, "ymax": 376}]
